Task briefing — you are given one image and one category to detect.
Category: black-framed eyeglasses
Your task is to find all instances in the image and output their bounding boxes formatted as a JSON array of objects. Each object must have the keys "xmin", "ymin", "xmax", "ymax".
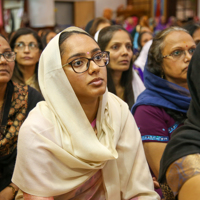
[
  {"xmin": 162, "ymin": 48, "xmax": 196, "ymax": 61},
  {"xmin": 0, "ymin": 51, "xmax": 16, "ymax": 62},
  {"xmin": 62, "ymin": 51, "xmax": 110, "ymax": 73},
  {"xmin": 15, "ymin": 42, "xmax": 39, "ymax": 51}
]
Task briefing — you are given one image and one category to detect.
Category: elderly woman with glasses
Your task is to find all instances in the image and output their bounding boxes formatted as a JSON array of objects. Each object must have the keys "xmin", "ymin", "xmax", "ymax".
[
  {"xmin": 0, "ymin": 34, "xmax": 43, "ymax": 199},
  {"xmin": 10, "ymin": 28, "xmax": 43, "ymax": 92},
  {"xmin": 12, "ymin": 27, "xmax": 160, "ymax": 200},
  {"xmin": 131, "ymin": 27, "xmax": 195, "ymax": 199}
]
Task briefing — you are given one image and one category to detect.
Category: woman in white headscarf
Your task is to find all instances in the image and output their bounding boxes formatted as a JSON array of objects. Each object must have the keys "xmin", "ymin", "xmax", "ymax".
[{"xmin": 12, "ymin": 27, "xmax": 160, "ymax": 200}]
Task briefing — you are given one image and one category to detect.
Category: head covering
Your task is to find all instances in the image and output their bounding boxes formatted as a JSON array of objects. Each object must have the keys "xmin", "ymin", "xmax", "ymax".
[
  {"xmin": 158, "ymin": 44, "xmax": 200, "ymax": 184},
  {"xmin": 11, "ymin": 26, "xmax": 121, "ymax": 197},
  {"xmin": 131, "ymin": 65, "xmax": 191, "ymax": 114}
]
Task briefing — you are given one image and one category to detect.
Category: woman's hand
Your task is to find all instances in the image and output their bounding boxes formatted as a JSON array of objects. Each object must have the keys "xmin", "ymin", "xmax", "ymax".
[
  {"xmin": 0, "ymin": 187, "xmax": 15, "ymax": 200},
  {"xmin": 153, "ymin": 177, "xmax": 160, "ymax": 189}
]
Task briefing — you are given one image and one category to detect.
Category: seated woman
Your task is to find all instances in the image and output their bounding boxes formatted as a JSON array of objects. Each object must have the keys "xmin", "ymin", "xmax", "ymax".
[
  {"xmin": 89, "ymin": 17, "xmax": 112, "ymax": 38},
  {"xmin": 131, "ymin": 27, "xmax": 195, "ymax": 199},
  {"xmin": 98, "ymin": 25, "xmax": 145, "ymax": 109},
  {"xmin": 137, "ymin": 31, "xmax": 153, "ymax": 52},
  {"xmin": 41, "ymin": 29, "xmax": 57, "ymax": 47},
  {"xmin": 159, "ymin": 43, "xmax": 200, "ymax": 200},
  {"xmin": 183, "ymin": 22, "xmax": 200, "ymax": 45},
  {"xmin": 12, "ymin": 26, "xmax": 160, "ymax": 200},
  {"xmin": 0, "ymin": 35, "xmax": 43, "ymax": 199},
  {"xmin": 10, "ymin": 28, "xmax": 43, "ymax": 92},
  {"xmin": 133, "ymin": 32, "xmax": 153, "ymax": 81}
]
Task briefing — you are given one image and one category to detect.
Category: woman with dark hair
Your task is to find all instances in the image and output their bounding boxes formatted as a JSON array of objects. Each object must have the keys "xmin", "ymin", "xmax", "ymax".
[
  {"xmin": 11, "ymin": 26, "xmax": 159, "ymax": 200},
  {"xmin": 89, "ymin": 17, "xmax": 112, "ymax": 37},
  {"xmin": 183, "ymin": 22, "xmax": 200, "ymax": 45},
  {"xmin": 159, "ymin": 43, "xmax": 200, "ymax": 200},
  {"xmin": 0, "ymin": 34, "xmax": 43, "ymax": 199},
  {"xmin": 41, "ymin": 29, "xmax": 56, "ymax": 47},
  {"xmin": 98, "ymin": 25, "xmax": 145, "ymax": 109},
  {"xmin": 10, "ymin": 28, "xmax": 43, "ymax": 92},
  {"xmin": 137, "ymin": 31, "xmax": 153, "ymax": 51},
  {"xmin": 131, "ymin": 27, "xmax": 196, "ymax": 199}
]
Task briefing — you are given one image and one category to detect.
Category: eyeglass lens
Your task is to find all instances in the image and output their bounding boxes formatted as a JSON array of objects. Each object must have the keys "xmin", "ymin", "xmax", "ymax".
[
  {"xmin": 71, "ymin": 52, "xmax": 109, "ymax": 73},
  {"xmin": 0, "ymin": 52, "xmax": 16, "ymax": 62},
  {"xmin": 15, "ymin": 42, "xmax": 38, "ymax": 51}
]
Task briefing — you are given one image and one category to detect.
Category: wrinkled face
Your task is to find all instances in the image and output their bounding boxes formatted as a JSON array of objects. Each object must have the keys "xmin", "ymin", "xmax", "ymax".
[
  {"xmin": 105, "ymin": 30, "xmax": 133, "ymax": 72},
  {"xmin": 14, "ymin": 34, "xmax": 41, "ymax": 67},
  {"xmin": 0, "ymin": 37, "xmax": 15, "ymax": 84},
  {"xmin": 46, "ymin": 32, "xmax": 56, "ymax": 44},
  {"xmin": 141, "ymin": 33, "xmax": 153, "ymax": 48},
  {"xmin": 61, "ymin": 34, "xmax": 107, "ymax": 102},
  {"xmin": 192, "ymin": 28, "xmax": 200, "ymax": 45},
  {"xmin": 162, "ymin": 31, "xmax": 196, "ymax": 85}
]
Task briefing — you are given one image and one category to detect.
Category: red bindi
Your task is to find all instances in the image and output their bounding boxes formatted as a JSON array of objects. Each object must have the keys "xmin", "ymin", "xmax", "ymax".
[{"xmin": 186, "ymin": 45, "xmax": 188, "ymax": 47}]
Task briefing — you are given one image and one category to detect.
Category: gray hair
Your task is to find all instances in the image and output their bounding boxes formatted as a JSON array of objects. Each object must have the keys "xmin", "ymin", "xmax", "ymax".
[{"xmin": 147, "ymin": 26, "xmax": 189, "ymax": 77}]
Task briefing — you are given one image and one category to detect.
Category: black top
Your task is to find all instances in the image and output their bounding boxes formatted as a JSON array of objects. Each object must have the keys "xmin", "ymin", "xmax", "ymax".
[
  {"xmin": 0, "ymin": 81, "xmax": 44, "ymax": 191},
  {"xmin": 158, "ymin": 44, "xmax": 200, "ymax": 185}
]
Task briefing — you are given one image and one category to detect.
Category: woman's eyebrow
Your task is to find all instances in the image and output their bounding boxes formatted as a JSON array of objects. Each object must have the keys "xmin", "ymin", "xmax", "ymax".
[
  {"xmin": 68, "ymin": 48, "xmax": 101, "ymax": 60},
  {"xmin": 3, "ymin": 48, "xmax": 12, "ymax": 51},
  {"xmin": 91, "ymin": 48, "xmax": 101, "ymax": 54}
]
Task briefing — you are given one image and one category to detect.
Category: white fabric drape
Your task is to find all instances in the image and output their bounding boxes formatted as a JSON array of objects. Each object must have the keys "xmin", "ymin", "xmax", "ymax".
[{"xmin": 12, "ymin": 27, "xmax": 159, "ymax": 200}]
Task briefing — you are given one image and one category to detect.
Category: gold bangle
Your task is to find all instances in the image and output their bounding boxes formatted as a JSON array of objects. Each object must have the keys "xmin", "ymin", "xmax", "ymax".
[{"xmin": 8, "ymin": 184, "xmax": 18, "ymax": 197}]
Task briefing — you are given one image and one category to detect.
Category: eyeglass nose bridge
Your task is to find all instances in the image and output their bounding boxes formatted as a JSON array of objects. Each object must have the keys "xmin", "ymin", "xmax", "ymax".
[{"xmin": 86, "ymin": 58, "xmax": 98, "ymax": 69}]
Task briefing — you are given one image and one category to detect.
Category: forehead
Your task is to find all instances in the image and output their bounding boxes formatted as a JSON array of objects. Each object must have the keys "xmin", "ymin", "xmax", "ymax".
[
  {"xmin": 0, "ymin": 37, "xmax": 10, "ymax": 49},
  {"xmin": 109, "ymin": 30, "xmax": 131, "ymax": 43},
  {"xmin": 163, "ymin": 31, "xmax": 194, "ymax": 50},
  {"xmin": 141, "ymin": 33, "xmax": 153, "ymax": 39},
  {"xmin": 62, "ymin": 34, "xmax": 99, "ymax": 56},
  {"xmin": 15, "ymin": 34, "xmax": 37, "ymax": 43}
]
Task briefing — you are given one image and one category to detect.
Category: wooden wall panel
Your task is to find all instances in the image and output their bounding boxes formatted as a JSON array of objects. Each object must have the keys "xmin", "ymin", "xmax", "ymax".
[{"xmin": 74, "ymin": 1, "xmax": 94, "ymax": 28}]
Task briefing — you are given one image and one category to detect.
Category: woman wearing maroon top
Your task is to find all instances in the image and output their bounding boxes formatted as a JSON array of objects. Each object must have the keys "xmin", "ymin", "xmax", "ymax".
[{"xmin": 131, "ymin": 27, "xmax": 195, "ymax": 199}]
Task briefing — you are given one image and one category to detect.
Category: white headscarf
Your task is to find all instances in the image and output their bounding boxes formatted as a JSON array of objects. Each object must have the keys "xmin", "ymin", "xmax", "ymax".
[{"xmin": 13, "ymin": 26, "xmax": 118, "ymax": 196}]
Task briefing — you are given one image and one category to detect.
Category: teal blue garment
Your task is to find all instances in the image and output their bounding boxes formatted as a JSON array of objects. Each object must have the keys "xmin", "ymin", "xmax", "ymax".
[{"xmin": 133, "ymin": 32, "xmax": 139, "ymax": 49}]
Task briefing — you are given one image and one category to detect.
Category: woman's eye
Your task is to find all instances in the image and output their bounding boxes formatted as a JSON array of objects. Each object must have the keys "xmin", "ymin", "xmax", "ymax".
[
  {"xmin": 72, "ymin": 59, "xmax": 84, "ymax": 67},
  {"xmin": 29, "ymin": 43, "xmax": 36, "ymax": 47},
  {"xmin": 189, "ymin": 48, "xmax": 196, "ymax": 55},
  {"xmin": 94, "ymin": 55, "xmax": 102, "ymax": 61},
  {"xmin": 172, "ymin": 50, "xmax": 183, "ymax": 57},
  {"xmin": 112, "ymin": 45, "xmax": 118, "ymax": 50},
  {"xmin": 4, "ymin": 52, "xmax": 12, "ymax": 57},
  {"xmin": 126, "ymin": 45, "xmax": 132, "ymax": 50}
]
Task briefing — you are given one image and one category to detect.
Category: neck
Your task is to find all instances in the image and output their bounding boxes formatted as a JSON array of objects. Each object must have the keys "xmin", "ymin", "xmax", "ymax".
[
  {"xmin": 165, "ymin": 77, "xmax": 189, "ymax": 90},
  {"xmin": 18, "ymin": 64, "xmax": 36, "ymax": 82},
  {"xmin": 111, "ymin": 70, "xmax": 122, "ymax": 87},
  {"xmin": 180, "ymin": 82, "xmax": 189, "ymax": 90},
  {"xmin": 80, "ymin": 98, "xmax": 99, "ymax": 124},
  {"xmin": 111, "ymin": 70, "xmax": 125, "ymax": 99},
  {"xmin": 0, "ymin": 83, "xmax": 7, "ymax": 109}
]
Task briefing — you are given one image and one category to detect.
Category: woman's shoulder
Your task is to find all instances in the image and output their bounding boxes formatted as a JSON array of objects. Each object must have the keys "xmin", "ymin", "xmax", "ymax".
[
  {"xmin": 108, "ymin": 92, "xmax": 129, "ymax": 110},
  {"xmin": 134, "ymin": 105, "xmax": 171, "ymax": 119},
  {"xmin": 19, "ymin": 102, "xmax": 57, "ymax": 140}
]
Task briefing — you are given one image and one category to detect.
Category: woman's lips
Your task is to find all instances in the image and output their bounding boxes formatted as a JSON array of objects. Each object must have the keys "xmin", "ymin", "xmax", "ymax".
[
  {"xmin": 89, "ymin": 77, "xmax": 103, "ymax": 86},
  {"xmin": 0, "ymin": 69, "xmax": 9, "ymax": 74},
  {"xmin": 118, "ymin": 60, "xmax": 130, "ymax": 64},
  {"xmin": 23, "ymin": 56, "xmax": 32, "ymax": 60},
  {"xmin": 183, "ymin": 66, "xmax": 188, "ymax": 72}
]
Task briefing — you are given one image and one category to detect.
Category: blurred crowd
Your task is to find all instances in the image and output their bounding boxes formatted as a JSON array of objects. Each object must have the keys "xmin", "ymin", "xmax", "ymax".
[{"xmin": 1, "ymin": 5, "xmax": 200, "ymax": 200}]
